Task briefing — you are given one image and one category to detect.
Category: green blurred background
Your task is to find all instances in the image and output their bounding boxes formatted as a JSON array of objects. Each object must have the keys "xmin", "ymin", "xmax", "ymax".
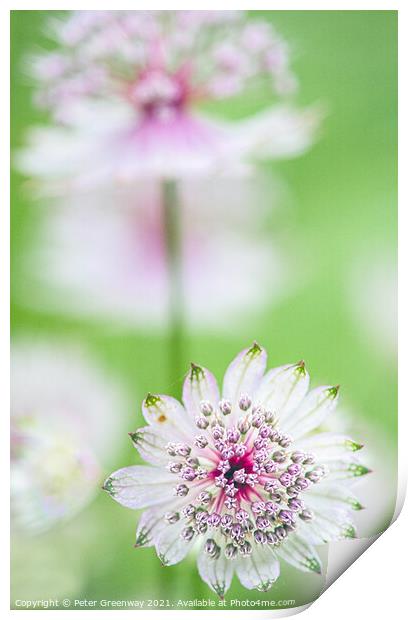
[{"xmin": 11, "ymin": 10, "xmax": 397, "ymax": 610}]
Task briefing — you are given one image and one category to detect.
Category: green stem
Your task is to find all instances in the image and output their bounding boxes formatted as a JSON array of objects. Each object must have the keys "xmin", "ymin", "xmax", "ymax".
[{"xmin": 161, "ymin": 179, "xmax": 184, "ymax": 393}]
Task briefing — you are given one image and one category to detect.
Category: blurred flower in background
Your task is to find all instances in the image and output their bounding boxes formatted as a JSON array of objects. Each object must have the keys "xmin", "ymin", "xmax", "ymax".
[
  {"xmin": 105, "ymin": 343, "xmax": 369, "ymax": 596},
  {"xmin": 16, "ymin": 178, "xmax": 298, "ymax": 329},
  {"xmin": 15, "ymin": 10, "xmax": 318, "ymax": 331},
  {"xmin": 11, "ymin": 341, "xmax": 128, "ymax": 533},
  {"xmin": 17, "ymin": 10, "xmax": 319, "ymax": 185}
]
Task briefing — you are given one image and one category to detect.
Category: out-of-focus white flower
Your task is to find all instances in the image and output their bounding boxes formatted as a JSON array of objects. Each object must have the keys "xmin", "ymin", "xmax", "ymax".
[
  {"xmin": 17, "ymin": 10, "xmax": 320, "ymax": 184},
  {"xmin": 348, "ymin": 251, "xmax": 397, "ymax": 357},
  {"xmin": 104, "ymin": 343, "xmax": 369, "ymax": 596},
  {"xmin": 16, "ymin": 179, "xmax": 296, "ymax": 330},
  {"xmin": 11, "ymin": 342, "xmax": 128, "ymax": 533}
]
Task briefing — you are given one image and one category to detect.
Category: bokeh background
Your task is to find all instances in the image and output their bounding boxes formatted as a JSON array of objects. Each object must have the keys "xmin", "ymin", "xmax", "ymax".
[{"xmin": 11, "ymin": 10, "xmax": 397, "ymax": 610}]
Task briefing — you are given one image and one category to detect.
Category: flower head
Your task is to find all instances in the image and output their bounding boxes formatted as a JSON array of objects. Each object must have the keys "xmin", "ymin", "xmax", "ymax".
[
  {"xmin": 11, "ymin": 342, "xmax": 127, "ymax": 533},
  {"xmin": 18, "ymin": 11, "xmax": 319, "ymax": 183},
  {"xmin": 32, "ymin": 11, "xmax": 295, "ymax": 117},
  {"xmin": 17, "ymin": 180, "xmax": 290, "ymax": 329},
  {"xmin": 104, "ymin": 343, "xmax": 369, "ymax": 595}
]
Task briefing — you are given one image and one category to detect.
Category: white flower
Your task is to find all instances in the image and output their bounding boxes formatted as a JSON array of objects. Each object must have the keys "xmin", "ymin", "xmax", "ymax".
[
  {"xmin": 11, "ymin": 341, "xmax": 127, "ymax": 533},
  {"xmin": 16, "ymin": 180, "xmax": 293, "ymax": 329},
  {"xmin": 104, "ymin": 343, "xmax": 369, "ymax": 596},
  {"xmin": 16, "ymin": 10, "xmax": 320, "ymax": 184}
]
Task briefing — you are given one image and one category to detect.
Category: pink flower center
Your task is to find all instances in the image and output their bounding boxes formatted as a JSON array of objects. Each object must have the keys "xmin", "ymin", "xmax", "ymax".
[
  {"xmin": 127, "ymin": 67, "xmax": 191, "ymax": 119},
  {"xmin": 224, "ymin": 454, "xmax": 253, "ymax": 480}
]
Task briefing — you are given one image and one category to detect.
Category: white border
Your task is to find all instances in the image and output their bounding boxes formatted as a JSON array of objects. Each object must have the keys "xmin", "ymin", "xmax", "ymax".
[{"xmin": 3, "ymin": 2, "xmax": 405, "ymax": 618}]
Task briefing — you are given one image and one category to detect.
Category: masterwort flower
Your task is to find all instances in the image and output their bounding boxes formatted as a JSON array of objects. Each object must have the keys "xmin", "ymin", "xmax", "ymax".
[
  {"xmin": 18, "ymin": 180, "xmax": 290, "ymax": 329},
  {"xmin": 104, "ymin": 343, "xmax": 369, "ymax": 595},
  {"xmin": 11, "ymin": 341, "xmax": 127, "ymax": 533},
  {"xmin": 18, "ymin": 10, "xmax": 319, "ymax": 184}
]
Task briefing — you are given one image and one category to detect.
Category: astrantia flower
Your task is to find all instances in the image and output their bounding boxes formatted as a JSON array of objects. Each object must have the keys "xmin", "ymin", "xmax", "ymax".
[
  {"xmin": 17, "ymin": 181, "xmax": 291, "ymax": 329},
  {"xmin": 104, "ymin": 343, "xmax": 369, "ymax": 595},
  {"xmin": 11, "ymin": 342, "xmax": 127, "ymax": 533},
  {"xmin": 18, "ymin": 10, "xmax": 319, "ymax": 184}
]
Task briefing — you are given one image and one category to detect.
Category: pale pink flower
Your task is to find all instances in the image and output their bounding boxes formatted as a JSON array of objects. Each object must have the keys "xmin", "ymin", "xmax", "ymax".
[
  {"xmin": 104, "ymin": 343, "xmax": 369, "ymax": 595},
  {"xmin": 11, "ymin": 342, "xmax": 128, "ymax": 533},
  {"xmin": 18, "ymin": 10, "xmax": 320, "ymax": 184},
  {"xmin": 16, "ymin": 180, "xmax": 295, "ymax": 329}
]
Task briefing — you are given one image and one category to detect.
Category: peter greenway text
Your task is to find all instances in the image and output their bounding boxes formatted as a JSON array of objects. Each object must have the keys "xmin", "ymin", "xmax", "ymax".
[{"xmin": 13, "ymin": 598, "xmax": 297, "ymax": 609}]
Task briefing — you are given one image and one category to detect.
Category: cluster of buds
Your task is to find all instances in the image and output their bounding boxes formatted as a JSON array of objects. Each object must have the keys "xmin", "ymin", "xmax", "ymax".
[
  {"xmin": 161, "ymin": 393, "xmax": 326, "ymax": 559},
  {"xmin": 31, "ymin": 11, "xmax": 297, "ymax": 119}
]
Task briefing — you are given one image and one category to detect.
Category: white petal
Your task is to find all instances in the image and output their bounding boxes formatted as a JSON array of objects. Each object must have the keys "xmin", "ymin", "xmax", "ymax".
[
  {"xmin": 197, "ymin": 544, "xmax": 234, "ymax": 598},
  {"xmin": 236, "ymin": 545, "xmax": 280, "ymax": 592},
  {"xmin": 130, "ymin": 426, "xmax": 170, "ymax": 465},
  {"xmin": 225, "ymin": 105, "xmax": 321, "ymax": 161},
  {"xmin": 294, "ymin": 432, "xmax": 364, "ymax": 461},
  {"xmin": 299, "ymin": 509, "xmax": 356, "ymax": 544},
  {"xmin": 222, "ymin": 342, "xmax": 267, "ymax": 409},
  {"xmin": 103, "ymin": 465, "xmax": 175, "ymax": 509},
  {"xmin": 182, "ymin": 364, "xmax": 220, "ymax": 417},
  {"xmin": 15, "ymin": 126, "xmax": 93, "ymax": 179},
  {"xmin": 307, "ymin": 483, "xmax": 364, "ymax": 512},
  {"xmin": 135, "ymin": 507, "xmax": 168, "ymax": 548},
  {"xmin": 325, "ymin": 457, "xmax": 372, "ymax": 481},
  {"xmin": 254, "ymin": 361, "xmax": 309, "ymax": 421},
  {"xmin": 155, "ymin": 519, "xmax": 194, "ymax": 566},
  {"xmin": 142, "ymin": 394, "xmax": 195, "ymax": 439},
  {"xmin": 275, "ymin": 534, "xmax": 322, "ymax": 574},
  {"xmin": 283, "ymin": 385, "xmax": 340, "ymax": 439}
]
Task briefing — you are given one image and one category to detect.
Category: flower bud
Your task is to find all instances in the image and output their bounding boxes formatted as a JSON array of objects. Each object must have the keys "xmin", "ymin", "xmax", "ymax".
[
  {"xmin": 175, "ymin": 483, "xmax": 189, "ymax": 497},
  {"xmin": 272, "ymin": 450, "xmax": 287, "ymax": 463},
  {"xmin": 236, "ymin": 509, "xmax": 250, "ymax": 522},
  {"xmin": 219, "ymin": 399, "xmax": 232, "ymax": 415},
  {"xmin": 256, "ymin": 516, "xmax": 270, "ymax": 530},
  {"xmin": 233, "ymin": 468, "xmax": 247, "ymax": 484},
  {"xmin": 238, "ymin": 418, "xmax": 251, "ymax": 434},
  {"xmin": 165, "ymin": 511, "xmax": 180, "ymax": 524},
  {"xmin": 200, "ymin": 400, "xmax": 213, "ymax": 416},
  {"xmin": 239, "ymin": 541, "xmax": 252, "ymax": 556},
  {"xmin": 291, "ymin": 451, "xmax": 305, "ymax": 463},
  {"xmin": 238, "ymin": 394, "xmax": 252, "ymax": 411},
  {"xmin": 167, "ymin": 461, "xmax": 183, "ymax": 473},
  {"xmin": 194, "ymin": 435, "xmax": 208, "ymax": 449},
  {"xmin": 176, "ymin": 443, "xmax": 191, "ymax": 457},
  {"xmin": 279, "ymin": 472, "xmax": 292, "ymax": 487},
  {"xmin": 181, "ymin": 526, "xmax": 195, "ymax": 541},
  {"xmin": 195, "ymin": 416, "xmax": 209, "ymax": 429},
  {"xmin": 254, "ymin": 529, "xmax": 267, "ymax": 544},
  {"xmin": 226, "ymin": 428, "xmax": 240, "ymax": 443},
  {"xmin": 197, "ymin": 491, "xmax": 212, "ymax": 505},
  {"xmin": 166, "ymin": 442, "xmax": 178, "ymax": 456},
  {"xmin": 251, "ymin": 501, "xmax": 266, "ymax": 514},
  {"xmin": 181, "ymin": 504, "xmax": 195, "ymax": 518},
  {"xmin": 212, "ymin": 425, "xmax": 224, "ymax": 440},
  {"xmin": 204, "ymin": 538, "xmax": 217, "ymax": 555},
  {"xmin": 207, "ymin": 512, "xmax": 221, "ymax": 528},
  {"xmin": 299, "ymin": 508, "xmax": 314, "ymax": 521},
  {"xmin": 287, "ymin": 463, "xmax": 301, "ymax": 477},
  {"xmin": 181, "ymin": 467, "xmax": 197, "ymax": 481},
  {"xmin": 225, "ymin": 543, "xmax": 238, "ymax": 559}
]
